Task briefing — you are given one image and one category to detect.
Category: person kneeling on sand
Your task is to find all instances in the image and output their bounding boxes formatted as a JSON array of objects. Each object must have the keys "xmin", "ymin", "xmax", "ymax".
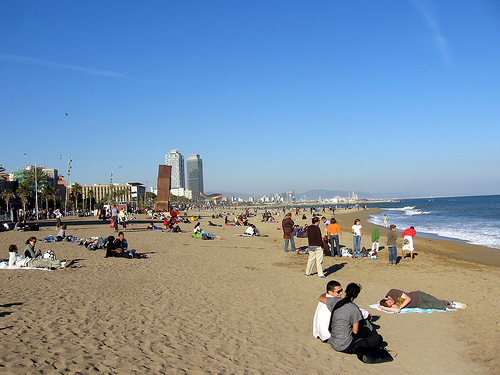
[
  {"xmin": 314, "ymin": 280, "xmax": 372, "ymax": 342},
  {"xmin": 379, "ymin": 289, "xmax": 466, "ymax": 312},
  {"xmin": 9, "ymin": 244, "xmax": 73, "ymax": 269}
]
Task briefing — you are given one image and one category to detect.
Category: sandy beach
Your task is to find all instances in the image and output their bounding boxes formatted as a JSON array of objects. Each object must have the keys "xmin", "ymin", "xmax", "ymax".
[{"xmin": 0, "ymin": 207, "xmax": 498, "ymax": 374}]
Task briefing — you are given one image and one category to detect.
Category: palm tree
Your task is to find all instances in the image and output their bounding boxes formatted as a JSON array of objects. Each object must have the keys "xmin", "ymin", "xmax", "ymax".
[
  {"xmin": 68, "ymin": 192, "xmax": 77, "ymax": 213},
  {"xmin": 25, "ymin": 166, "xmax": 48, "ymax": 187},
  {"xmin": 49, "ymin": 186, "xmax": 58, "ymax": 209},
  {"xmin": 41, "ymin": 184, "xmax": 53, "ymax": 211},
  {"xmin": 71, "ymin": 183, "xmax": 82, "ymax": 212},
  {"xmin": 0, "ymin": 164, "xmax": 7, "ymax": 181},
  {"xmin": 1, "ymin": 189, "xmax": 15, "ymax": 221},
  {"xmin": 87, "ymin": 189, "xmax": 94, "ymax": 211},
  {"xmin": 17, "ymin": 182, "xmax": 32, "ymax": 212}
]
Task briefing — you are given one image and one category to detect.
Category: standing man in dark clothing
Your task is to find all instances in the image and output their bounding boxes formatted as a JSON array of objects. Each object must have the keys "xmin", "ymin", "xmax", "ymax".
[
  {"xmin": 387, "ymin": 224, "xmax": 398, "ymax": 265},
  {"xmin": 305, "ymin": 217, "xmax": 325, "ymax": 278},
  {"xmin": 282, "ymin": 212, "xmax": 296, "ymax": 253}
]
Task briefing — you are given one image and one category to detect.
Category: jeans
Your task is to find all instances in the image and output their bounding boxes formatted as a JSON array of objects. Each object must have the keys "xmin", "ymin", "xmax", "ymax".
[
  {"xmin": 42, "ymin": 235, "xmax": 56, "ymax": 243},
  {"xmin": 284, "ymin": 236, "xmax": 296, "ymax": 252},
  {"xmin": 388, "ymin": 246, "xmax": 397, "ymax": 264},
  {"xmin": 353, "ymin": 235, "xmax": 361, "ymax": 255},
  {"xmin": 329, "ymin": 235, "xmax": 339, "ymax": 256}
]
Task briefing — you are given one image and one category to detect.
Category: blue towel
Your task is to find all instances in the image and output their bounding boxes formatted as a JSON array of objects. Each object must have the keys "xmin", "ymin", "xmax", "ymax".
[{"xmin": 368, "ymin": 304, "xmax": 454, "ymax": 313}]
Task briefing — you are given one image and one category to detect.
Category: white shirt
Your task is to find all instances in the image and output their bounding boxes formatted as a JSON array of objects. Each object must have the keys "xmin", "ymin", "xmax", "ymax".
[
  {"xmin": 312, "ymin": 295, "xmax": 370, "ymax": 341},
  {"xmin": 9, "ymin": 252, "xmax": 29, "ymax": 267},
  {"xmin": 313, "ymin": 295, "xmax": 338, "ymax": 341},
  {"xmin": 352, "ymin": 224, "xmax": 362, "ymax": 236},
  {"xmin": 245, "ymin": 226, "xmax": 254, "ymax": 235}
]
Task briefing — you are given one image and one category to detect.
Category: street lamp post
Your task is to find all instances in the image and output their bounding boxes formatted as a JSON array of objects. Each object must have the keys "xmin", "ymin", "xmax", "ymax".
[
  {"xmin": 34, "ymin": 162, "xmax": 38, "ymax": 220},
  {"xmin": 63, "ymin": 155, "xmax": 72, "ymax": 217},
  {"xmin": 108, "ymin": 171, "xmax": 113, "ymax": 204}
]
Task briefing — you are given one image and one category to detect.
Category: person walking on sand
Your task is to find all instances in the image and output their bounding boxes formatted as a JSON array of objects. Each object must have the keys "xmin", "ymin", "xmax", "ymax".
[
  {"xmin": 282, "ymin": 212, "xmax": 296, "ymax": 253},
  {"xmin": 371, "ymin": 227, "xmax": 380, "ymax": 252},
  {"xmin": 387, "ymin": 224, "xmax": 398, "ymax": 265},
  {"xmin": 382, "ymin": 214, "xmax": 388, "ymax": 227},
  {"xmin": 402, "ymin": 226, "xmax": 416, "ymax": 260},
  {"xmin": 305, "ymin": 217, "xmax": 325, "ymax": 278},
  {"xmin": 351, "ymin": 219, "xmax": 362, "ymax": 256}
]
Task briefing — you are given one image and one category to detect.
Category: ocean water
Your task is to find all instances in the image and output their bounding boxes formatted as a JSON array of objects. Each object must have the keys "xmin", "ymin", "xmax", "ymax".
[{"xmin": 367, "ymin": 195, "xmax": 500, "ymax": 250}]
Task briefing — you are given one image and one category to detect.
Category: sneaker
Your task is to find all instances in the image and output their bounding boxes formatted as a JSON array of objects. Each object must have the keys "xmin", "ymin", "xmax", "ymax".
[
  {"xmin": 451, "ymin": 301, "xmax": 466, "ymax": 309},
  {"xmin": 387, "ymin": 350, "xmax": 398, "ymax": 358},
  {"xmin": 319, "ymin": 276, "xmax": 326, "ymax": 279},
  {"xmin": 62, "ymin": 259, "xmax": 75, "ymax": 268}
]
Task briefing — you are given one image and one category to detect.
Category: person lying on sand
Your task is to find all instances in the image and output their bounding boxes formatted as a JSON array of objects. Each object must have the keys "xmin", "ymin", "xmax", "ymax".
[
  {"xmin": 8, "ymin": 244, "xmax": 73, "ymax": 269},
  {"xmin": 379, "ymin": 289, "xmax": 466, "ymax": 312},
  {"xmin": 193, "ymin": 228, "xmax": 223, "ymax": 240}
]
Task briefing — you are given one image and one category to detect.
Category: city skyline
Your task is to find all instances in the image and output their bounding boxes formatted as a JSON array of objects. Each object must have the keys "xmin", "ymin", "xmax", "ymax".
[
  {"xmin": 1, "ymin": 2, "xmax": 499, "ymax": 197},
  {"xmin": 186, "ymin": 154, "xmax": 204, "ymax": 201},
  {"xmin": 165, "ymin": 149, "xmax": 185, "ymax": 190}
]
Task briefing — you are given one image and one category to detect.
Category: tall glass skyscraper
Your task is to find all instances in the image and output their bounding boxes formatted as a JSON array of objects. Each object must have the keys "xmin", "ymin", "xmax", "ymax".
[
  {"xmin": 165, "ymin": 149, "xmax": 185, "ymax": 189},
  {"xmin": 187, "ymin": 154, "xmax": 203, "ymax": 200}
]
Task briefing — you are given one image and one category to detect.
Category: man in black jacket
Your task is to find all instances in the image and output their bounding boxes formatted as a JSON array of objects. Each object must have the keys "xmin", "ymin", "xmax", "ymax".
[{"xmin": 305, "ymin": 217, "xmax": 325, "ymax": 278}]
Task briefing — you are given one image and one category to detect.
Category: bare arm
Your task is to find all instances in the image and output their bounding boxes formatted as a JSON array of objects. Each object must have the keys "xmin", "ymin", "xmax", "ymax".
[
  {"xmin": 398, "ymin": 293, "xmax": 412, "ymax": 309},
  {"xmin": 352, "ymin": 321, "xmax": 359, "ymax": 334},
  {"xmin": 318, "ymin": 293, "xmax": 327, "ymax": 304},
  {"xmin": 379, "ymin": 305, "xmax": 401, "ymax": 313}
]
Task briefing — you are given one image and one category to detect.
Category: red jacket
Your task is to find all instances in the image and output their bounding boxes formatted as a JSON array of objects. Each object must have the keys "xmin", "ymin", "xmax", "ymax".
[{"xmin": 402, "ymin": 228, "xmax": 416, "ymax": 237}]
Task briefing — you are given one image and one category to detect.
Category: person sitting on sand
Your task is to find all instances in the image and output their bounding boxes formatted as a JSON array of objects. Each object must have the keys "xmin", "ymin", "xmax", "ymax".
[
  {"xmin": 113, "ymin": 232, "xmax": 136, "ymax": 258},
  {"xmin": 24, "ymin": 237, "xmax": 42, "ymax": 258},
  {"xmin": 244, "ymin": 224, "xmax": 262, "ymax": 236},
  {"xmin": 379, "ymin": 289, "xmax": 466, "ymax": 312},
  {"xmin": 105, "ymin": 234, "xmax": 145, "ymax": 258},
  {"xmin": 328, "ymin": 283, "xmax": 385, "ymax": 355},
  {"xmin": 9, "ymin": 244, "xmax": 72, "ymax": 269},
  {"xmin": 314, "ymin": 281, "xmax": 372, "ymax": 342}
]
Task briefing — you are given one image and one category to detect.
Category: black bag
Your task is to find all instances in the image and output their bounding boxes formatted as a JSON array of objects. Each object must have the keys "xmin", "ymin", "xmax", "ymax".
[
  {"xmin": 356, "ymin": 348, "xmax": 394, "ymax": 364},
  {"xmin": 322, "ymin": 238, "xmax": 331, "ymax": 256}
]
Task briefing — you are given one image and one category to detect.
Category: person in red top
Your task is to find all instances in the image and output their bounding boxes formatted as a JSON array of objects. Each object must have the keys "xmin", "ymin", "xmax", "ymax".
[{"xmin": 401, "ymin": 226, "xmax": 416, "ymax": 260}]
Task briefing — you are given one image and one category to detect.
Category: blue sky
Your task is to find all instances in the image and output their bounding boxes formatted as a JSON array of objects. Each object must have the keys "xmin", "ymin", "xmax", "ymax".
[{"xmin": 1, "ymin": 0, "xmax": 499, "ymax": 198}]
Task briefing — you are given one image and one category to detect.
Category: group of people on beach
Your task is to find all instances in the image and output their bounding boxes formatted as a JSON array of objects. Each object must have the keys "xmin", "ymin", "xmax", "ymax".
[
  {"xmin": 312, "ymin": 280, "xmax": 466, "ymax": 362},
  {"xmin": 6, "ymin": 236, "xmax": 73, "ymax": 269},
  {"xmin": 282, "ymin": 211, "xmax": 420, "ymax": 278}
]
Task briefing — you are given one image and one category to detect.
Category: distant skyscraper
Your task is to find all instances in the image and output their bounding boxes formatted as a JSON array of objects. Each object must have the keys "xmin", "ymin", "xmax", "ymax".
[
  {"xmin": 165, "ymin": 149, "xmax": 185, "ymax": 189},
  {"xmin": 187, "ymin": 154, "xmax": 204, "ymax": 200}
]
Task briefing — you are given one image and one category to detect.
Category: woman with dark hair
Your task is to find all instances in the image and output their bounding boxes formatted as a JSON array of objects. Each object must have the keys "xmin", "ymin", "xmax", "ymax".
[
  {"xmin": 329, "ymin": 283, "xmax": 383, "ymax": 354},
  {"xmin": 24, "ymin": 237, "xmax": 42, "ymax": 258}
]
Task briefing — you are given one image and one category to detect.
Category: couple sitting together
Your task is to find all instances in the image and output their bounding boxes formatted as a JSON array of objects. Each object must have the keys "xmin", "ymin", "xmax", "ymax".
[
  {"xmin": 313, "ymin": 281, "xmax": 390, "ymax": 363},
  {"xmin": 105, "ymin": 232, "xmax": 146, "ymax": 258}
]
